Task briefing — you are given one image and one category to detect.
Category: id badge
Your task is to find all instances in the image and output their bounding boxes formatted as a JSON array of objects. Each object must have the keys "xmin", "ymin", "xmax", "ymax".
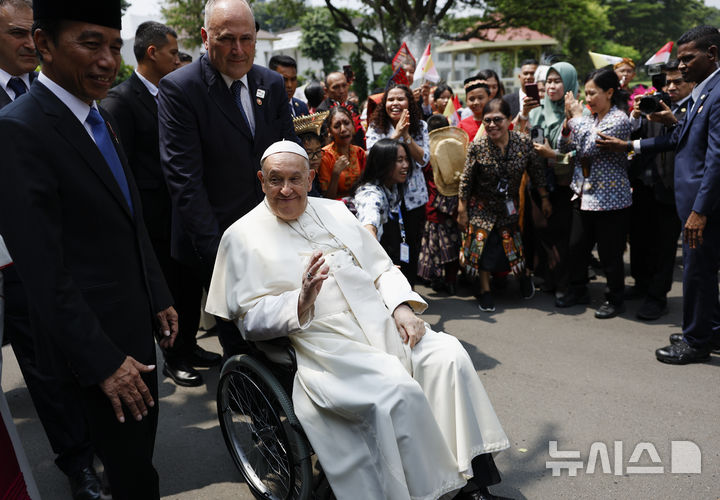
[
  {"xmin": 505, "ymin": 199, "xmax": 517, "ymax": 216},
  {"xmin": 400, "ymin": 242, "xmax": 410, "ymax": 263}
]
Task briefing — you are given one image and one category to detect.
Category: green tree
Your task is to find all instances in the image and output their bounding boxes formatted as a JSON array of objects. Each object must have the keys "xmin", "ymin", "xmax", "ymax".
[
  {"xmin": 162, "ymin": 0, "xmax": 205, "ymax": 49},
  {"xmin": 113, "ymin": 58, "xmax": 134, "ymax": 87},
  {"xmin": 349, "ymin": 50, "xmax": 369, "ymax": 103},
  {"xmin": 488, "ymin": 0, "xmax": 611, "ymax": 75},
  {"xmin": 254, "ymin": 0, "xmax": 307, "ymax": 32},
  {"xmin": 371, "ymin": 64, "xmax": 394, "ymax": 92},
  {"xmin": 603, "ymin": 0, "xmax": 720, "ymax": 62},
  {"xmin": 299, "ymin": 8, "xmax": 341, "ymax": 75}
]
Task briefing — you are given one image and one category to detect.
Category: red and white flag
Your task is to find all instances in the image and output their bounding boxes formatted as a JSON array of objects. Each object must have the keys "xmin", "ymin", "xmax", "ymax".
[
  {"xmin": 413, "ymin": 43, "xmax": 440, "ymax": 83},
  {"xmin": 644, "ymin": 41, "xmax": 674, "ymax": 66}
]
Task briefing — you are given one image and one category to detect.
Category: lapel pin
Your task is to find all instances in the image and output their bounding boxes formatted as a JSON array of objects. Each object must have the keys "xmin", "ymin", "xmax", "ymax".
[
  {"xmin": 697, "ymin": 105, "xmax": 703, "ymax": 114},
  {"xmin": 256, "ymin": 89, "xmax": 266, "ymax": 99},
  {"xmin": 256, "ymin": 98, "xmax": 263, "ymax": 106}
]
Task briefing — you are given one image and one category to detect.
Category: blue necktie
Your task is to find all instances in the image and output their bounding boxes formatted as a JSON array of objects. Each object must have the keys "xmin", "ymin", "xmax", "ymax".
[
  {"xmin": 7, "ymin": 77, "xmax": 27, "ymax": 98},
  {"xmin": 86, "ymin": 108, "xmax": 134, "ymax": 214},
  {"xmin": 230, "ymin": 80, "xmax": 255, "ymax": 136}
]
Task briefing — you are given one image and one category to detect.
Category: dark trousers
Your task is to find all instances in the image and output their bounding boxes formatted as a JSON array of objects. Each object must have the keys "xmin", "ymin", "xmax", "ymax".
[
  {"xmin": 629, "ymin": 183, "xmax": 681, "ymax": 302},
  {"xmin": 568, "ymin": 205, "xmax": 629, "ymax": 304},
  {"xmin": 81, "ymin": 369, "xmax": 160, "ymax": 500},
  {"xmin": 152, "ymin": 240, "xmax": 203, "ymax": 362},
  {"xmin": 3, "ymin": 266, "xmax": 94, "ymax": 478},
  {"xmin": 681, "ymin": 217, "xmax": 720, "ymax": 348},
  {"xmin": 528, "ymin": 186, "xmax": 573, "ymax": 291}
]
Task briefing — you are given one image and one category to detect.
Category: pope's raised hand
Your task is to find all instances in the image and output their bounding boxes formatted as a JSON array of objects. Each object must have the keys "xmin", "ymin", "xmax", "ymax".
[{"xmin": 298, "ymin": 250, "xmax": 330, "ymax": 319}]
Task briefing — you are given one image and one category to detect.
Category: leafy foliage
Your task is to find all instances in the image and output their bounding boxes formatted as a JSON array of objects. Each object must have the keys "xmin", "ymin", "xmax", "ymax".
[
  {"xmin": 299, "ymin": 8, "xmax": 341, "ymax": 75},
  {"xmin": 161, "ymin": 0, "xmax": 205, "ymax": 49},
  {"xmin": 349, "ymin": 51, "xmax": 369, "ymax": 103},
  {"xmin": 254, "ymin": 0, "xmax": 307, "ymax": 32},
  {"xmin": 113, "ymin": 58, "xmax": 135, "ymax": 87}
]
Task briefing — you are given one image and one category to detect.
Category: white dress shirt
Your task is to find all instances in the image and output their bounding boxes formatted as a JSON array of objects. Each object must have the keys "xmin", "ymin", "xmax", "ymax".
[{"xmin": 38, "ymin": 72, "xmax": 101, "ymax": 145}]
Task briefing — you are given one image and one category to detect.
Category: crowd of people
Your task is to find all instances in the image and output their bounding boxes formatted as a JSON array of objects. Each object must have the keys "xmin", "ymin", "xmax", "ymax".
[{"xmin": 0, "ymin": 0, "xmax": 719, "ymax": 498}]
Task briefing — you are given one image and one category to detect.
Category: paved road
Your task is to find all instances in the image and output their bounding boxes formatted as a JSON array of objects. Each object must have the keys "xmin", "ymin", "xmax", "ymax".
[{"xmin": 3, "ymin": 260, "xmax": 719, "ymax": 499}]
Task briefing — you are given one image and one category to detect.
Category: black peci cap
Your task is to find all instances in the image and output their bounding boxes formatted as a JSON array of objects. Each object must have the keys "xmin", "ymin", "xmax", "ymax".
[{"xmin": 34, "ymin": 0, "xmax": 122, "ymax": 30}]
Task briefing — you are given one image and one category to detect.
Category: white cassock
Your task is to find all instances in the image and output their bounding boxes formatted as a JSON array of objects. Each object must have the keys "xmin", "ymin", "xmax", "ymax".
[{"xmin": 206, "ymin": 198, "xmax": 509, "ymax": 500}]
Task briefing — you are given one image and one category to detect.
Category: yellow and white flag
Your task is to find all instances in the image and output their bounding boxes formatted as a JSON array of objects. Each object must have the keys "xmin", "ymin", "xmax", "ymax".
[
  {"xmin": 413, "ymin": 43, "xmax": 440, "ymax": 83},
  {"xmin": 588, "ymin": 51, "xmax": 624, "ymax": 69}
]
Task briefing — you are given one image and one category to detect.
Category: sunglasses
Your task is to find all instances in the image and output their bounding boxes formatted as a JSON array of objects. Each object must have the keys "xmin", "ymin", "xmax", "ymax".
[{"xmin": 483, "ymin": 116, "xmax": 506, "ymax": 125}]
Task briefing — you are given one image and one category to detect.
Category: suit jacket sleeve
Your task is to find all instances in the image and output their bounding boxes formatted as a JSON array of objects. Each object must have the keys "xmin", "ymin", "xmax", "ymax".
[
  {"xmin": 158, "ymin": 76, "xmax": 221, "ymax": 266},
  {"xmin": 0, "ymin": 116, "xmax": 127, "ymax": 386},
  {"xmin": 101, "ymin": 88, "xmax": 135, "ymax": 160},
  {"xmin": 692, "ymin": 97, "xmax": 720, "ymax": 215},
  {"xmin": 639, "ymin": 121, "xmax": 681, "ymax": 154}
]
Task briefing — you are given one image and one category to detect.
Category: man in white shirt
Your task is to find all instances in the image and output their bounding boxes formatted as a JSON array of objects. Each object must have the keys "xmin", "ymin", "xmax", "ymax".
[
  {"xmin": 0, "ymin": 1, "xmax": 178, "ymax": 498},
  {"xmin": 0, "ymin": 0, "xmax": 36, "ymax": 107}
]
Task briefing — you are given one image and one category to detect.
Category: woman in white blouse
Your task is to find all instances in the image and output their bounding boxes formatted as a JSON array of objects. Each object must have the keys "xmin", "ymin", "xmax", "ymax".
[
  {"xmin": 366, "ymin": 84, "xmax": 430, "ymax": 285},
  {"xmin": 350, "ymin": 139, "xmax": 415, "ymax": 282}
]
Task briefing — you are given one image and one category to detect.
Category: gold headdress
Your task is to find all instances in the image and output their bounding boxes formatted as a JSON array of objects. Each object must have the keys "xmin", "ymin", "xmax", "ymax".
[{"xmin": 293, "ymin": 111, "xmax": 330, "ymax": 136}]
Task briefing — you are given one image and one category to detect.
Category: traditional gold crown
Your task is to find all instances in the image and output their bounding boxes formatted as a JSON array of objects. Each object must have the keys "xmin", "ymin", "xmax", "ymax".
[{"xmin": 293, "ymin": 111, "xmax": 329, "ymax": 136}]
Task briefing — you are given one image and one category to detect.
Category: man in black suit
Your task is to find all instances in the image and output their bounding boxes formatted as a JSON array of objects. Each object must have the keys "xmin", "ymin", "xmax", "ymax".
[
  {"xmin": 0, "ymin": 1, "xmax": 102, "ymax": 498},
  {"xmin": 627, "ymin": 60, "xmax": 693, "ymax": 321},
  {"xmin": 158, "ymin": 0, "xmax": 296, "ymax": 357},
  {"xmin": 269, "ymin": 54, "xmax": 309, "ymax": 118},
  {"xmin": 503, "ymin": 58, "xmax": 538, "ymax": 119},
  {"xmin": 102, "ymin": 21, "xmax": 219, "ymax": 388},
  {"xmin": 0, "ymin": 0, "xmax": 36, "ymax": 107},
  {"xmin": 0, "ymin": 2, "xmax": 178, "ymax": 499}
]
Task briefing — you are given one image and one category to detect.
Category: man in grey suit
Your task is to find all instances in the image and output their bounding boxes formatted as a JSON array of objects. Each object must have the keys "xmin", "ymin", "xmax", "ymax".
[{"xmin": 158, "ymin": 0, "xmax": 297, "ymax": 357}]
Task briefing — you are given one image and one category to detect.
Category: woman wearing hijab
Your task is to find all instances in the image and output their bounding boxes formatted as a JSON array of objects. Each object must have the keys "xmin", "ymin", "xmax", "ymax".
[{"xmin": 526, "ymin": 62, "xmax": 579, "ymax": 295}]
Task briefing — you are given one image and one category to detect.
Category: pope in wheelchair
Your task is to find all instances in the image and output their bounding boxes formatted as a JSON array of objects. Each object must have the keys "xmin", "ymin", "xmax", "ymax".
[{"xmin": 206, "ymin": 141, "xmax": 510, "ymax": 500}]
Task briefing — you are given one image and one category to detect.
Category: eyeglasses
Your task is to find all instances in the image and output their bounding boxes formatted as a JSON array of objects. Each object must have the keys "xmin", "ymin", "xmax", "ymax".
[
  {"xmin": 306, "ymin": 150, "xmax": 323, "ymax": 159},
  {"xmin": 483, "ymin": 117, "xmax": 506, "ymax": 125}
]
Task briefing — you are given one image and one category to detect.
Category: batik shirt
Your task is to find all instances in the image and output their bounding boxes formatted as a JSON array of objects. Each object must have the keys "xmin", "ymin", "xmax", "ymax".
[
  {"xmin": 559, "ymin": 106, "xmax": 632, "ymax": 211},
  {"xmin": 352, "ymin": 182, "xmax": 401, "ymax": 240}
]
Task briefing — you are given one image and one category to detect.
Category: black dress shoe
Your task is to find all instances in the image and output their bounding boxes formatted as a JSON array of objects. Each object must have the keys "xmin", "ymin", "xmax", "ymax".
[
  {"xmin": 554, "ymin": 289, "xmax": 590, "ymax": 308},
  {"xmin": 69, "ymin": 467, "xmax": 102, "ymax": 500},
  {"xmin": 636, "ymin": 297, "xmax": 668, "ymax": 320},
  {"xmin": 163, "ymin": 360, "xmax": 203, "ymax": 386},
  {"xmin": 594, "ymin": 301, "xmax": 625, "ymax": 319},
  {"xmin": 656, "ymin": 342, "xmax": 711, "ymax": 365},
  {"xmin": 187, "ymin": 345, "xmax": 222, "ymax": 367},
  {"xmin": 670, "ymin": 333, "xmax": 720, "ymax": 354}
]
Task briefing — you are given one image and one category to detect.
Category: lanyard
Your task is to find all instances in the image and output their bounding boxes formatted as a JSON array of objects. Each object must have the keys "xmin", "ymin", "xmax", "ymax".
[{"xmin": 397, "ymin": 207, "xmax": 407, "ymax": 244}]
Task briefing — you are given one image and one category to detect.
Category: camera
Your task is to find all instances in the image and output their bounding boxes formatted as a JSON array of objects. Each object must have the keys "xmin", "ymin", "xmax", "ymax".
[{"xmin": 638, "ymin": 66, "xmax": 671, "ymax": 114}]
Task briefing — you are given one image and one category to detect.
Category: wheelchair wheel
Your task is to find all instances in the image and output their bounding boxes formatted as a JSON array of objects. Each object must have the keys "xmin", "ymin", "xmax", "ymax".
[{"xmin": 217, "ymin": 354, "xmax": 313, "ymax": 500}]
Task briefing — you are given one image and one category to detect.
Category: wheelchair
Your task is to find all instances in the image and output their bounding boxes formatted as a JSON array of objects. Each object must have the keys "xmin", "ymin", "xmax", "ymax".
[{"xmin": 216, "ymin": 339, "xmax": 334, "ymax": 500}]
